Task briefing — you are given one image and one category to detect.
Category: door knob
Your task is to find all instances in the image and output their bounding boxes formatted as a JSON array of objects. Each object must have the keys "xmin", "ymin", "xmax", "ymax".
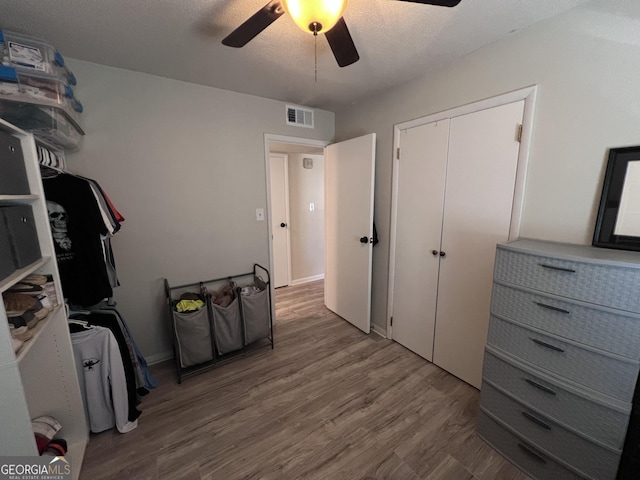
[
  {"xmin": 440, "ymin": 251, "xmax": 446, "ymax": 257},
  {"xmin": 360, "ymin": 236, "xmax": 369, "ymax": 244},
  {"xmin": 280, "ymin": 223, "xmax": 287, "ymax": 228},
  {"xmin": 432, "ymin": 250, "xmax": 438, "ymax": 256}
]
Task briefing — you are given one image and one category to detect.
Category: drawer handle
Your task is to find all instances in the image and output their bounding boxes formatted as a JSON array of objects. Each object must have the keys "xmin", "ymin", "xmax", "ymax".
[
  {"xmin": 524, "ymin": 378, "xmax": 557, "ymax": 396},
  {"xmin": 517, "ymin": 443, "xmax": 547, "ymax": 464},
  {"xmin": 531, "ymin": 338, "xmax": 565, "ymax": 353},
  {"xmin": 534, "ymin": 301, "xmax": 570, "ymax": 314},
  {"xmin": 538, "ymin": 263, "xmax": 576, "ymax": 273},
  {"xmin": 522, "ymin": 411, "xmax": 552, "ymax": 430}
]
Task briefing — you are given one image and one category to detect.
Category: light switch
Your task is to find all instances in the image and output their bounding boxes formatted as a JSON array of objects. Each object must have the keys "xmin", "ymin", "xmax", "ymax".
[
  {"xmin": 256, "ymin": 208, "xmax": 264, "ymax": 221},
  {"xmin": 309, "ymin": 203, "xmax": 315, "ymax": 212}
]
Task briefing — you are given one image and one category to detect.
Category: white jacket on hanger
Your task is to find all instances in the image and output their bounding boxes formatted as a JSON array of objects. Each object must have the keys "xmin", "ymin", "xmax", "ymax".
[{"xmin": 71, "ymin": 326, "xmax": 137, "ymax": 433}]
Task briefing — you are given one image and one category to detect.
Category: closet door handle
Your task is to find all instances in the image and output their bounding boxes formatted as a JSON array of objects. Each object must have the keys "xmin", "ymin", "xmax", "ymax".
[
  {"xmin": 432, "ymin": 250, "xmax": 439, "ymax": 256},
  {"xmin": 521, "ymin": 411, "xmax": 552, "ymax": 430},
  {"xmin": 439, "ymin": 251, "xmax": 446, "ymax": 257},
  {"xmin": 538, "ymin": 263, "xmax": 576, "ymax": 273},
  {"xmin": 517, "ymin": 443, "xmax": 547, "ymax": 464},
  {"xmin": 534, "ymin": 302, "xmax": 570, "ymax": 314},
  {"xmin": 531, "ymin": 338, "xmax": 565, "ymax": 353},
  {"xmin": 280, "ymin": 223, "xmax": 287, "ymax": 228},
  {"xmin": 524, "ymin": 378, "xmax": 557, "ymax": 396}
]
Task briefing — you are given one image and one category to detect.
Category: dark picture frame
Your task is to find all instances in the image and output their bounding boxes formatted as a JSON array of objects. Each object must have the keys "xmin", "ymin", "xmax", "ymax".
[{"xmin": 593, "ymin": 145, "xmax": 640, "ymax": 251}]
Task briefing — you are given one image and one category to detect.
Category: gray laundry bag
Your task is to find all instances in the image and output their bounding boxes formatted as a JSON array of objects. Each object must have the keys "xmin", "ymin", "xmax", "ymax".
[
  {"xmin": 212, "ymin": 297, "xmax": 243, "ymax": 355},
  {"xmin": 173, "ymin": 307, "xmax": 213, "ymax": 367},
  {"xmin": 240, "ymin": 276, "xmax": 271, "ymax": 345}
]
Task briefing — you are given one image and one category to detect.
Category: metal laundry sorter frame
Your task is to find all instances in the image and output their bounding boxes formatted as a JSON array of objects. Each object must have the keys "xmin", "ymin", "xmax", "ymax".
[{"xmin": 164, "ymin": 263, "xmax": 274, "ymax": 383}]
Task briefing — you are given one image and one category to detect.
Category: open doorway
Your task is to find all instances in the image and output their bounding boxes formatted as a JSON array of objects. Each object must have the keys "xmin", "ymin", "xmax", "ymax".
[
  {"xmin": 265, "ymin": 133, "xmax": 376, "ymax": 334},
  {"xmin": 265, "ymin": 135, "xmax": 328, "ymax": 323}
]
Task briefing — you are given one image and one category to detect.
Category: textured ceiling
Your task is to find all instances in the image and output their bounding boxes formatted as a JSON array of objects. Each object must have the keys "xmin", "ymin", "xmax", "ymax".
[{"xmin": 0, "ymin": 0, "xmax": 590, "ymax": 111}]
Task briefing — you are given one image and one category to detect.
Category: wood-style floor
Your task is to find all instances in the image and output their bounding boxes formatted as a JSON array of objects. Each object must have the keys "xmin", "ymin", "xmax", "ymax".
[{"xmin": 80, "ymin": 280, "xmax": 529, "ymax": 480}]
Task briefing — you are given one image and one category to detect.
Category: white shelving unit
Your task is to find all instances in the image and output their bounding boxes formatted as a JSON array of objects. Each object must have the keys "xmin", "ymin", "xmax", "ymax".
[{"xmin": 0, "ymin": 118, "xmax": 88, "ymax": 479}]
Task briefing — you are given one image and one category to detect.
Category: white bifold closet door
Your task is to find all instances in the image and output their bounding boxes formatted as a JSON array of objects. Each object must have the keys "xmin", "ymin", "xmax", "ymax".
[
  {"xmin": 391, "ymin": 120, "xmax": 449, "ymax": 361},
  {"xmin": 391, "ymin": 100, "xmax": 525, "ymax": 388}
]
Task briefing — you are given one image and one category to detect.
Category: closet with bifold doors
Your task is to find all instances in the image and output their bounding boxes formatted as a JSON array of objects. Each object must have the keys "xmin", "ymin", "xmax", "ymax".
[
  {"xmin": 165, "ymin": 264, "xmax": 273, "ymax": 383},
  {"xmin": 389, "ymin": 90, "xmax": 534, "ymax": 389}
]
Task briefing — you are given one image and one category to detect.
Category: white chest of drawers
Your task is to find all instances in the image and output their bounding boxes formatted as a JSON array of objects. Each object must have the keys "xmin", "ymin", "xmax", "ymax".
[{"xmin": 478, "ymin": 238, "xmax": 640, "ymax": 480}]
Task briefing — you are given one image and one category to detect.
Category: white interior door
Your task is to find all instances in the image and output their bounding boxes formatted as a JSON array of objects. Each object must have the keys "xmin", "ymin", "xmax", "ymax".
[
  {"xmin": 433, "ymin": 100, "xmax": 525, "ymax": 388},
  {"xmin": 391, "ymin": 120, "xmax": 449, "ymax": 360},
  {"xmin": 269, "ymin": 154, "xmax": 290, "ymax": 288},
  {"xmin": 324, "ymin": 134, "xmax": 376, "ymax": 333}
]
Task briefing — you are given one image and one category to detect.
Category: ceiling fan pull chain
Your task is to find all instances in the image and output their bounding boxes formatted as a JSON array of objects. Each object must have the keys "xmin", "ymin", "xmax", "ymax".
[{"xmin": 312, "ymin": 22, "xmax": 319, "ymax": 83}]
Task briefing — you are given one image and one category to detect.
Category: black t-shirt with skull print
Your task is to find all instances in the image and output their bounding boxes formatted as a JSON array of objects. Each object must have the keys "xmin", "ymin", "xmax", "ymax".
[{"xmin": 44, "ymin": 173, "xmax": 113, "ymax": 306}]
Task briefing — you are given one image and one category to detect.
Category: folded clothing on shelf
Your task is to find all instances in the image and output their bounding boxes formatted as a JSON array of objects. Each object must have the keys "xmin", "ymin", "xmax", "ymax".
[
  {"xmin": 11, "ymin": 336, "xmax": 23, "ymax": 353},
  {"xmin": 3, "ymin": 292, "xmax": 49, "ymax": 336},
  {"xmin": 23, "ymin": 273, "xmax": 48, "ymax": 285},
  {"xmin": 6, "ymin": 282, "xmax": 44, "ymax": 296},
  {"xmin": 3, "ymin": 291, "xmax": 38, "ymax": 315},
  {"xmin": 31, "ymin": 415, "xmax": 63, "ymax": 455},
  {"xmin": 9, "ymin": 324, "xmax": 33, "ymax": 342},
  {"xmin": 4, "ymin": 292, "xmax": 48, "ymax": 317}
]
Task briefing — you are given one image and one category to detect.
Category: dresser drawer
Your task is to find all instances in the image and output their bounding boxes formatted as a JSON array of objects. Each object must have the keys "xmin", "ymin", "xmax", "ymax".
[
  {"xmin": 482, "ymin": 347, "xmax": 630, "ymax": 449},
  {"xmin": 487, "ymin": 316, "xmax": 639, "ymax": 402},
  {"xmin": 494, "ymin": 247, "xmax": 640, "ymax": 312},
  {"xmin": 491, "ymin": 283, "xmax": 640, "ymax": 359},
  {"xmin": 480, "ymin": 383, "xmax": 621, "ymax": 479},
  {"xmin": 477, "ymin": 411, "xmax": 583, "ymax": 480}
]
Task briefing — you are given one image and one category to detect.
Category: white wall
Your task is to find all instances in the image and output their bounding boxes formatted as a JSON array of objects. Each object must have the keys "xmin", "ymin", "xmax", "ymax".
[
  {"xmin": 287, "ymin": 154, "xmax": 324, "ymax": 283},
  {"xmin": 66, "ymin": 60, "xmax": 334, "ymax": 361},
  {"xmin": 334, "ymin": 1, "xmax": 640, "ymax": 333}
]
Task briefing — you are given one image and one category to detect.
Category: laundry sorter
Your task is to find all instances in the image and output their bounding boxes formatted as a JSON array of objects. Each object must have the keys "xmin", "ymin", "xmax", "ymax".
[{"xmin": 164, "ymin": 264, "xmax": 273, "ymax": 383}]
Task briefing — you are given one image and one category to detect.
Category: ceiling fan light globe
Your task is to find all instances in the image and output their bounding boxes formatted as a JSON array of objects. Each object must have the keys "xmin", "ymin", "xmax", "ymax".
[{"xmin": 283, "ymin": 0, "xmax": 349, "ymax": 34}]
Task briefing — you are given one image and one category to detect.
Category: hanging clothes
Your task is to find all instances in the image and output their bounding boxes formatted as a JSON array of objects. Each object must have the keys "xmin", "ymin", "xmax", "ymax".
[
  {"xmin": 71, "ymin": 325, "xmax": 138, "ymax": 433},
  {"xmin": 43, "ymin": 172, "xmax": 124, "ymax": 305},
  {"xmin": 36, "ymin": 144, "xmax": 66, "ymax": 169},
  {"xmin": 71, "ymin": 311, "xmax": 143, "ymax": 422},
  {"xmin": 92, "ymin": 305, "xmax": 158, "ymax": 390},
  {"xmin": 70, "ymin": 304, "xmax": 158, "ymax": 392}
]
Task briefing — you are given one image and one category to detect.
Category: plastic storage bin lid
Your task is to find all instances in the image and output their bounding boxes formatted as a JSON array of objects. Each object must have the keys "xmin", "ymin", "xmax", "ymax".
[{"xmin": 0, "ymin": 29, "xmax": 76, "ymax": 85}]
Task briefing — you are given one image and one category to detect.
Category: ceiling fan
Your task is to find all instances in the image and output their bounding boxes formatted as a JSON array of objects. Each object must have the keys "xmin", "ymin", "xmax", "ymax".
[{"xmin": 222, "ymin": 0, "xmax": 462, "ymax": 68}]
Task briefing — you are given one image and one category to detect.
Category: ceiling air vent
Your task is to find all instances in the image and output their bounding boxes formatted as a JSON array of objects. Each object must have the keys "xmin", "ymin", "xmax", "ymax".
[{"xmin": 286, "ymin": 105, "xmax": 314, "ymax": 128}]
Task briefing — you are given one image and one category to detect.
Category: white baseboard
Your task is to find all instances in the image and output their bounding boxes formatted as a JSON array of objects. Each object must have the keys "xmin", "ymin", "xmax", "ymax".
[
  {"xmin": 146, "ymin": 351, "xmax": 173, "ymax": 365},
  {"xmin": 290, "ymin": 274, "xmax": 325, "ymax": 286},
  {"xmin": 371, "ymin": 323, "xmax": 387, "ymax": 338}
]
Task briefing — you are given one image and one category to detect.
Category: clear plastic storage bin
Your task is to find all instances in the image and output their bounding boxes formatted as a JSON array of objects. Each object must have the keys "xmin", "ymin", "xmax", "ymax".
[
  {"xmin": 0, "ymin": 29, "xmax": 76, "ymax": 85},
  {"xmin": 0, "ymin": 100, "xmax": 84, "ymax": 151},
  {"xmin": 0, "ymin": 66, "xmax": 82, "ymax": 125}
]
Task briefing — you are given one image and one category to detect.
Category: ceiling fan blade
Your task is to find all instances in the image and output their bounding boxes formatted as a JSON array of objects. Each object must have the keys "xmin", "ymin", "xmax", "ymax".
[
  {"xmin": 324, "ymin": 18, "xmax": 359, "ymax": 68},
  {"xmin": 222, "ymin": 0, "xmax": 285, "ymax": 48},
  {"xmin": 397, "ymin": 0, "xmax": 462, "ymax": 6}
]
